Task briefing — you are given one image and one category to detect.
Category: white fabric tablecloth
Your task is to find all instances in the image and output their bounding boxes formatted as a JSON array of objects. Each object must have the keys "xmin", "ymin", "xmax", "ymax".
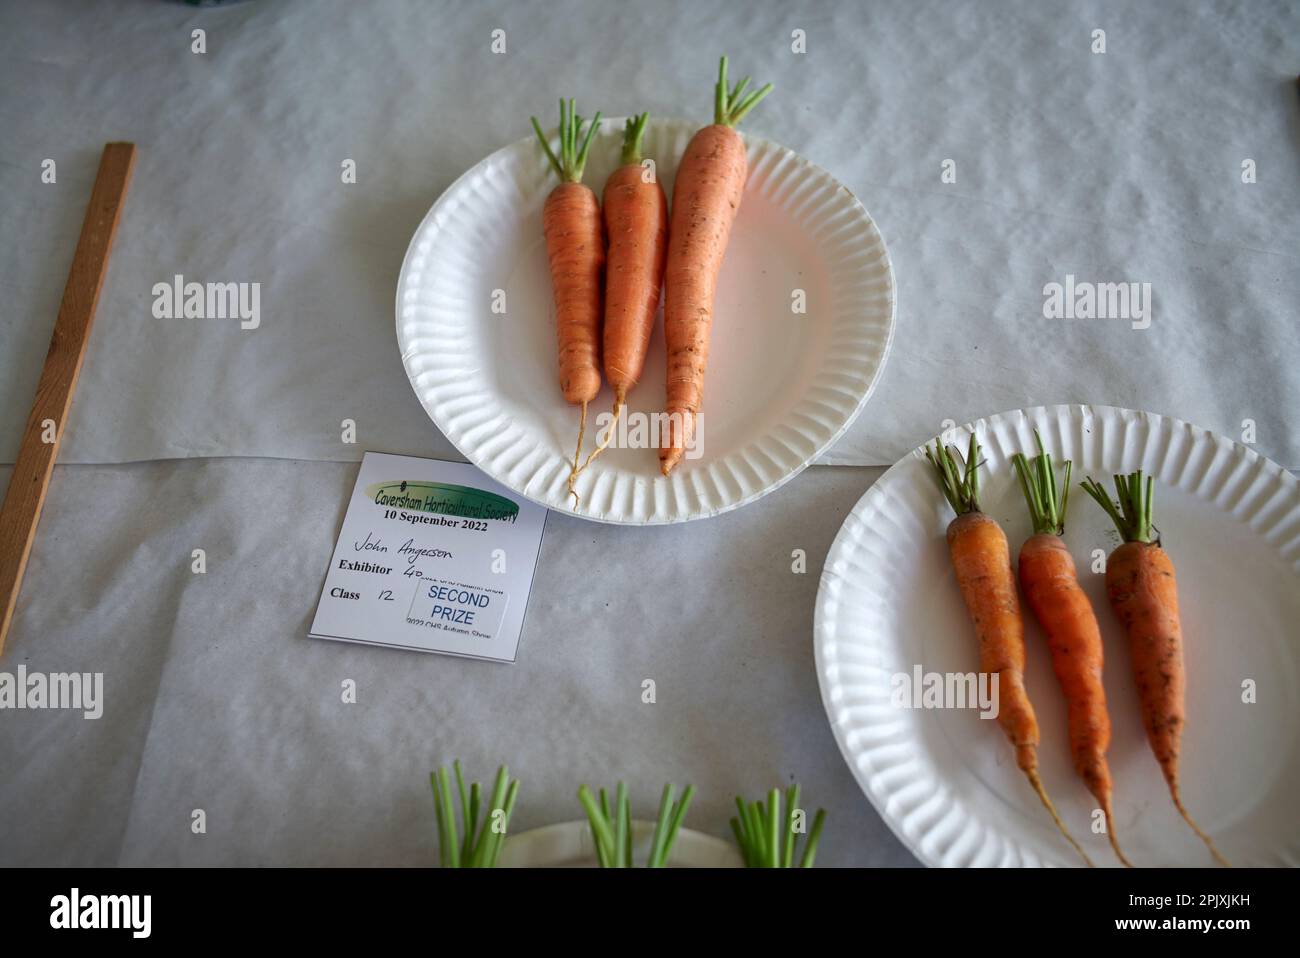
[
  {"xmin": 1, "ymin": 0, "xmax": 1297, "ymax": 468},
  {"xmin": 0, "ymin": 460, "xmax": 914, "ymax": 866}
]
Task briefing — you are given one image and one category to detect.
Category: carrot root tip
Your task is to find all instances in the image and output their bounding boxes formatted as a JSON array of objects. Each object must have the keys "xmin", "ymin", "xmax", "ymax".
[
  {"xmin": 566, "ymin": 400, "xmax": 590, "ymax": 505},
  {"xmin": 1104, "ymin": 812, "xmax": 1134, "ymax": 868},
  {"xmin": 1172, "ymin": 792, "xmax": 1230, "ymax": 867},
  {"xmin": 1025, "ymin": 768, "xmax": 1095, "ymax": 868},
  {"xmin": 569, "ymin": 399, "xmax": 623, "ymax": 497}
]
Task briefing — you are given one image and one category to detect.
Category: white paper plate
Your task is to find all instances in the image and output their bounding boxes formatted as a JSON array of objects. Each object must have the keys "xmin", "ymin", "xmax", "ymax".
[
  {"xmin": 397, "ymin": 118, "xmax": 894, "ymax": 524},
  {"xmin": 498, "ymin": 820, "xmax": 742, "ymax": 868},
  {"xmin": 815, "ymin": 404, "xmax": 1300, "ymax": 867}
]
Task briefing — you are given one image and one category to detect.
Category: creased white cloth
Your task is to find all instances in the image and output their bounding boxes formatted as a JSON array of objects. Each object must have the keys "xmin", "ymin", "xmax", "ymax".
[
  {"xmin": 0, "ymin": 459, "xmax": 911, "ymax": 866},
  {"xmin": 1, "ymin": 0, "xmax": 1296, "ymax": 470}
]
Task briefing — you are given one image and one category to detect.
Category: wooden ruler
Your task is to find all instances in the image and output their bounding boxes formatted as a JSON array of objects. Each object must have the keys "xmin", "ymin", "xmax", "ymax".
[{"xmin": 0, "ymin": 142, "xmax": 136, "ymax": 655}]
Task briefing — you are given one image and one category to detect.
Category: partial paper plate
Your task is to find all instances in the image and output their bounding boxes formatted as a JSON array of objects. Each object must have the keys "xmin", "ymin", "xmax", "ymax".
[
  {"xmin": 814, "ymin": 404, "xmax": 1300, "ymax": 867},
  {"xmin": 397, "ymin": 118, "xmax": 894, "ymax": 524},
  {"xmin": 498, "ymin": 820, "xmax": 742, "ymax": 868}
]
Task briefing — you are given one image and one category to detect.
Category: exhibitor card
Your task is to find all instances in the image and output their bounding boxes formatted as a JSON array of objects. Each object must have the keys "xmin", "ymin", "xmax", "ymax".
[{"xmin": 309, "ymin": 452, "xmax": 547, "ymax": 661}]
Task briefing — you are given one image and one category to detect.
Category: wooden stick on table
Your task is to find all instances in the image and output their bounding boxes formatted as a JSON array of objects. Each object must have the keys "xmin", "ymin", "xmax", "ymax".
[{"xmin": 0, "ymin": 142, "xmax": 136, "ymax": 655}]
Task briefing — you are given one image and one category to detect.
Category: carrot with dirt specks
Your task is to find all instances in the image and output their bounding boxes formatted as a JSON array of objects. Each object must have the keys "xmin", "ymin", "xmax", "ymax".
[
  {"xmin": 927, "ymin": 435, "xmax": 1093, "ymax": 866},
  {"xmin": 1012, "ymin": 436, "xmax": 1130, "ymax": 866},
  {"xmin": 659, "ymin": 57, "xmax": 772, "ymax": 476},
  {"xmin": 531, "ymin": 100, "xmax": 604, "ymax": 501},
  {"xmin": 570, "ymin": 113, "xmax": 668, "ymax": 487},
  {"xmin": 1080, "ymin": 471, "xmax": 1229, "ymax": 866}
]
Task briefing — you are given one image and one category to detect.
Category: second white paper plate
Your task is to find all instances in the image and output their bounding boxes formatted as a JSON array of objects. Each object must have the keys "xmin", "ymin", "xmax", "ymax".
[
  {"xmin": 815, "ymin": 404, "xmax": 1300, "ymax": 867},
  {"xmin": 397, "ymin": 117, "xmax": 894, "ymax": 524}
]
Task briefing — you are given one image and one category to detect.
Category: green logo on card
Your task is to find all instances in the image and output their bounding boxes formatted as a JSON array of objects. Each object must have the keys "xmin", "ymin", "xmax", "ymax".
[{"xmin": 366, "ymin": 481, "xmax": 519, "ymax": 521}]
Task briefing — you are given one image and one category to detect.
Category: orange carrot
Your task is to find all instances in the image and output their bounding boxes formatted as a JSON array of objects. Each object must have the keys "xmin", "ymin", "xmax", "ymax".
[
  {"xmin": 570, "ymin": 113, "xmax": 668, "ymax": 485},
  {"xmin": 1012, "ymin": 438, "xmax": 1130, "ymax": 866},
  {"xmin": 1081, "ymin": 472, "xmax": 1229, "ymax": 866},
  {"xmin": 659, "ymin": 57, "xmax": 772, "ymax": 476},
  {"xmin": 531, "ymin": 100, "xmax": 604, "ymax": 500},
  {"xmin": 603, "ymin": 114, "xmax": 668, "ymax": 407},
  {"xmin": 927, "ymin": 435, "xmax": 1093, "ymax": 866}
]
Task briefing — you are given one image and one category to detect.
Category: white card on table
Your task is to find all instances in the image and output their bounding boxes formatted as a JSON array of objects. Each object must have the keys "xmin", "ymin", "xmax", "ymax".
[{"xmin": 309, "ymin": 452, "xmax": 547, "ymax": 662}]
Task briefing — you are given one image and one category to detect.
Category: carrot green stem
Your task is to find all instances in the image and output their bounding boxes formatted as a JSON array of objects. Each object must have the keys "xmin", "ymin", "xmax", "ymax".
[
  {"xmin": 469, "ymin": 765, "xmax": 508, "ymax": 867},
  {"xmin": 577, "ymin": 114, "xmax": 601, "ymax": 177},
  {"xmin": 714, "ymin": 55, "xmax": 773, "ymax": 127},
  {"xmin": 530, "ymin": 117, "xmax": 561, "ymax": 178},
  {"xmin": 729, "ymin": 817, "xmax": 750, "ymax": 866},
  {"xmin": 453, "ymin": 760, "xmax": 468, "ymax": 825},
  {"xmin": 613, "ymin": 782, "xmax": 629, "ymax": 868},
  {"xmin": 733, "ymin": 797, "xmax": 754, "ymax": 866},
  {"xmin": 485, "ymin": 779, "xmax": 519, "ymax": 868},
  {"xmin": 748, "ymin": 800, "xmax": 766, "ymax": 863},
  {"xmin": 471, "ymin": 766, "xmax": 503, "ymax": 863},
  {"xmin": 729, "ymin": 76, "xmax": 751, "ymax": 107},
  {"xmin": 647, "ymin": 783, "xmax": 675, "ymax": 868},
  {"xmin": 659, "ymin": 784, "xmax": 695, "ymax": 866},
  {"xmin": 782, "ymin": 783, "xmax": 799, "ymax": 867},
  {"xmin": 620, "ymin": 112, "xmax": 650, "ymax": 166},
  {"xmin": 577, "ymin": 784, "xmax": 616, "ymax": 865},
  {"xmin": 715, "ymin": 56, "xmax": 727, "ymax": 126},
  {"xmin": 437, "ymin": 767, "xmax": 460, "ymax": 868},
  {"xmin": 730, "ymin": 784, "xmax": 827, "ymax": 868},
  {"xmin": 1080, "ymin": 470, "xmax": 1158, "ymax": 543},
  {"xmin": 431, "ymin": 774, "xmax": 447, "ymax": 867},
  {"xmin": 1012, "ymin": 430, "xmax": 1073, "ymax": 536},
  {"xmin": 462, "ymin": 782, "xmax": 479, "ymax": 863},
  {"xmin": 799, "ymin": 809, "xmax": 827, "ymax": 868},
  {"xmin": 531, "ymin": 98, "xmax": 603, "ymax": 183},
  {"xmin": 581, "ymin": 781, "xmax": 693, "ymax": 868},
  {"xmin": 454, "ymin": 761, "xmax": 475, "ymax": 863},
  {"xmin": 925, "ymin": 432, "xmax": 983, "ymax": 515},
  {"xmin": 766, "ymin": 788, "xmax": 781, "ymax": 867},
  {"xmin": 432, "ymin": 762, "xmax": 519, "ymax": 868},
  {"xmin": 472, "ymin": 779, "xmax": 512, "ymax": 869}
]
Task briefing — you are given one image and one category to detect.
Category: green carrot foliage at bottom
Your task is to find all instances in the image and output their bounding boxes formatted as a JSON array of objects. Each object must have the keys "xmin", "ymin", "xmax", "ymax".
[
  {"xmin": 731, "ymin": 784, "xmax": 826, "ymax": 867},
  {"xmin": 577, "ymin": 781, "xmax": 695, "ymax": 868},
  {"xmin": 431, "ymin": 761, "xmax": 519, "ymax": 868}
]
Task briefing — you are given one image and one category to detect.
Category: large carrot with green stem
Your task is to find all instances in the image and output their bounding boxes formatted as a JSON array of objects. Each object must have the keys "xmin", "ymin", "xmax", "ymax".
[
  {"xmin": 1080, "ymin": 471, "xmax": 1229, "ymax": 866},
  {"xmin": 569, "ymin": 113, "xmax": 668, "ymax": 488},
  {"xmin": 1012, "ymin": 436, "xmax": 1130, "ymax": 866},
  {"xmin": 927, "ymin": 435, "xmax": 1093, "ymax": 866},
  {"xmin": 659, "ymin": 57, "xmax": 772, "ymax": 476},
  {"xmin": 530, "ymin": 100, "xmax": 603, "ymax": 500}
]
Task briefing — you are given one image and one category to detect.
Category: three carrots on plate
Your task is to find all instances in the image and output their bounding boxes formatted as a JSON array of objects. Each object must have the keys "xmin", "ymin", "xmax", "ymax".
[
  {"xmin": 531, "ymin": 57, "xmax": 772, "ymax": 500},
  {"xmin": 928, "ymin": 432, "xmax": 1227, "ymax": 867}
]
